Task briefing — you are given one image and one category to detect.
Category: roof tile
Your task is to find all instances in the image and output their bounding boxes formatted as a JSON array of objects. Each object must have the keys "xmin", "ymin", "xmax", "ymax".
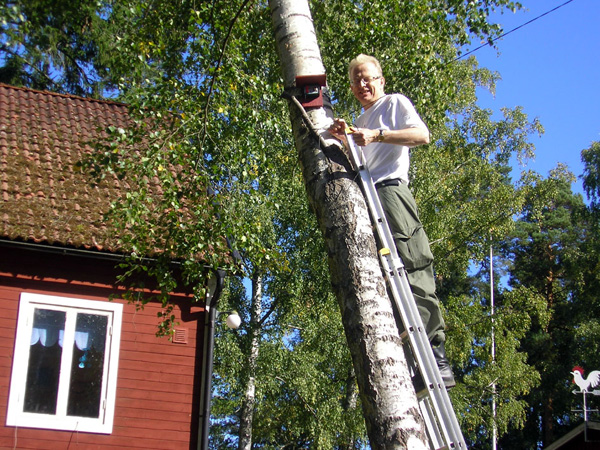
[{"xmin": 0, "ymin": 84, "xmax": 132, "ymax": 253}]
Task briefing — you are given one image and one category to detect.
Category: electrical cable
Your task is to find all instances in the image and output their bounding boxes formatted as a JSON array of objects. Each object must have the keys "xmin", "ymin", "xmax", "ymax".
[
  {"xmin": 453, "ymin": 0, "xmax": 576, "ymax": 63},
  {"xmin": 341, "ymin": 1, "xmax": 578, "ymax": 119}
]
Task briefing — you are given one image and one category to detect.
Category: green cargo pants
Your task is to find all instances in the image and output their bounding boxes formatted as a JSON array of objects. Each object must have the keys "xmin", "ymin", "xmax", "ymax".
[{"xmin": 376, "ymin": 182, "xmax": 445, "ymax": 345}]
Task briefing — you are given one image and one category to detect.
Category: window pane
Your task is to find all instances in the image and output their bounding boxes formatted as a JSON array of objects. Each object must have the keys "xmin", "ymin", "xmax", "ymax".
[
  {"xmin": 67, "ymin": 313, "xmax": 108, "ymax": 418},
  {"xmin": 24, "ymin": 309, "xmax": 66, "ymax": 414}
]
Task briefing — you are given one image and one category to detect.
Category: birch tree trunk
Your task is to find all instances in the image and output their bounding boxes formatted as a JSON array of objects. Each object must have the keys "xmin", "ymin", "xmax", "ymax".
[
  {"xmin": 238, "ymin": 274, "xmax": 263, "ymax": 450},
  {"xmin": 269, "ymin": 0, "xmax": 428, "ymax": 448}
]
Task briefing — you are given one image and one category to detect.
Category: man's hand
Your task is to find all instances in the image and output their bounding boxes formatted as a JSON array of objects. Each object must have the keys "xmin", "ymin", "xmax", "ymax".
[
  {"xmin": 328, "ymin": 118, "xmax": 350, "ymax": 140},
  {"xmin": 349, "ymin": 128, "xmax": 379, "ymax": 146},
  {"xmin": 328, "ymin": 118, "xmax": 379, "ymax": 147}
]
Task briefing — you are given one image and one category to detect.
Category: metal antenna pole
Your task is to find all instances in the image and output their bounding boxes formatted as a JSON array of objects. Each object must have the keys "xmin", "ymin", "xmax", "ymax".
[{"xmin": 490, "ymin": 243, "xmax": 497, "ymax": 450}]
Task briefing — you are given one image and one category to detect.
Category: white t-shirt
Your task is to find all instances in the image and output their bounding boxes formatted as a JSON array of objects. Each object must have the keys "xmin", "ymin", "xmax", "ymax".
[{"xmin": 355, "ymin": 94, "xmax": 428, "ymax": 185}]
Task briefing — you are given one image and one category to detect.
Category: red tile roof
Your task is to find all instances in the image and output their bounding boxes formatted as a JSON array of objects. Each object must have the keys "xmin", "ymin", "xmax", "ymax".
[{"xmin": 0, "ymin": 83, "xmax": 132, "ymax": 252}]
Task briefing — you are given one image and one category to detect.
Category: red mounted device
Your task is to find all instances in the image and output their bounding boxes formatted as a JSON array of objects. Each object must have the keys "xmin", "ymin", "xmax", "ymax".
[{"xmin": 295, "ymin": 74, "xmax": 327, "ymax": 109}]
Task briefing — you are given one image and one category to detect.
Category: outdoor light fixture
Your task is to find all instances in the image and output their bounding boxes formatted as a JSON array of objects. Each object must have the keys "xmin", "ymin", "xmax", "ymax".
[{"xmin": 223, "ymin": 311, "xmax": 241, "ymax": 329}]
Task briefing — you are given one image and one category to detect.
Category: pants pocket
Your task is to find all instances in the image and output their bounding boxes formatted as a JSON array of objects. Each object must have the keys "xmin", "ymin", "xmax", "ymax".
[
  {"xmin": 394, "ymin": 226, "xmax": 434, "ymax": 271},
  {"xmin": 378, "ymin": 185, "xmax": 434, "ymax": 271}
]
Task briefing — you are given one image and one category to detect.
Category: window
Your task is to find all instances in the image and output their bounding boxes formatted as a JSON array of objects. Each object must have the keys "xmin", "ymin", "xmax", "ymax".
[{"xmin": 7, "ymin": 293, "xmax": 123, "ymax": 434}]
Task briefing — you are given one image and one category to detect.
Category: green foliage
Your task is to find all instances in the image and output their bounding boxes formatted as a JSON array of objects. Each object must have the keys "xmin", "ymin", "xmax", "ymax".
[
  {"xmin": 0, "ymin": 0, "xmax": 116, "ymax": 96},
  {"xmin": 445, "ymin": 285, "xmax": 549, "ymax": 446},
  {"xmin": 312, "ymin": 0, "xmax": 521, "ymax": 125},
  {"xmin": 581, "ymin": 141, "xmax": 600, "ymax": 210},
  {"xmin": 497, "ymin": 172, "xmax": 600, "ymax": 448},
  {"xmin": 414, "ymin": 103, "xmax": 543, "ymax": 277},
  {"xmin": 8, "ymin": 0, "xmax": 583, "ymax": 448}
]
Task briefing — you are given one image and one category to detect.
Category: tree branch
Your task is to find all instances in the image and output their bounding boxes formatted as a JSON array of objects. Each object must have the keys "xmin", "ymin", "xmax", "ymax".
[{"xmin": 195, "ymin": 0, "xmax": 256, "ymax": 170}]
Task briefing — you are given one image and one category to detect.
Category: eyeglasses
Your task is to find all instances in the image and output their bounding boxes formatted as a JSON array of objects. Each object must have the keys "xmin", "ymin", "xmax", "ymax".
[{"xmin": 351, "ymin": 76, "xmax": 382, "ymax": 86}]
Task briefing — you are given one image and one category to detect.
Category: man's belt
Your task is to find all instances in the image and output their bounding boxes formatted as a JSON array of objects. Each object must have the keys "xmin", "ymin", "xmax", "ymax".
[{"xmin": 375, "ymin": 178, "xmax": 405, "ymax": 189}]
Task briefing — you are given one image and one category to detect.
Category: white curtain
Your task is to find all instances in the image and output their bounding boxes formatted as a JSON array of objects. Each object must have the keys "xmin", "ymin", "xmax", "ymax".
[
  {"xmin": 30, "ymin": 327, "xmax": 64, "ymax": 347},
  {"xmin": 30, "ymin": 327, "xmax": 101, "ymax": 350},
  {"xmin": 30, "ymin": 312, "xmax": 104, "ymax": 351}
]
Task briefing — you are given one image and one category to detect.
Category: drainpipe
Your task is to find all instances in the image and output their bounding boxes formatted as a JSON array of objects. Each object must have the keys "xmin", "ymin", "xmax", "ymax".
[{"xmin": 198, "ymin": 268, "xmax": 225, "ymax": 450}]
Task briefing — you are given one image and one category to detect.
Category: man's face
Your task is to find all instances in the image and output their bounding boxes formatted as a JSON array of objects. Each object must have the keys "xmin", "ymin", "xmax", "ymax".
[{"xmin": 350, "ymin": 62, "xmax": 385, "ymax": 107}]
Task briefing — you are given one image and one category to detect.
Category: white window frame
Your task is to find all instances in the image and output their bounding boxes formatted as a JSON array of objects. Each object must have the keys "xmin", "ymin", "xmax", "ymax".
[{"xmin": 6, "ymin": 292, "xmax": 123, "ymax": 434}]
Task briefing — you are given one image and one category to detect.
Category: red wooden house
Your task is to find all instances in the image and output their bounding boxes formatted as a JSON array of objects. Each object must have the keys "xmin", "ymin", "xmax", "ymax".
[{"xmin": 0, "ymin": 84, "xmax": 222, "ymax": 449}]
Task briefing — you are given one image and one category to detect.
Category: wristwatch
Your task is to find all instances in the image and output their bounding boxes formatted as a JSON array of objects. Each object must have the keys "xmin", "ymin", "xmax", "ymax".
[{"xmin": 375, "ymin": 129, "xmax": 385, "ymax": 142}]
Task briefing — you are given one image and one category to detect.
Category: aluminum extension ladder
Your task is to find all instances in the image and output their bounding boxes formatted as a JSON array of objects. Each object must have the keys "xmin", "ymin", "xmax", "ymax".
[{"xmin": 345, "ymin": 132, "xmax": 467, "ymax": 450}]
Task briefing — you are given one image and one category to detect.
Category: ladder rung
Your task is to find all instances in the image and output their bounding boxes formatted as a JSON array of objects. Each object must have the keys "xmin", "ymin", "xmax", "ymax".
[
  {"xmin": 344, "ymin": 132, "xmax": 467, "ymax": 449},
  {"xmin": 399, "ymin": 329, "xmax": 409, "ymax": 342}
]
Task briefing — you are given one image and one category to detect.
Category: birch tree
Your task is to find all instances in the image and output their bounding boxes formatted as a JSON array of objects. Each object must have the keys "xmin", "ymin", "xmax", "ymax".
[
  {"xmin": 5, "ymin": 0, "xmax": 551, "ymax": 446},
  {"xmin": 237, "ymin": 274, "xmax": 263, "ymax": 450},
  {"xmin": 269, "ymin": 1, "xmax": 428, "ymax": 447}
]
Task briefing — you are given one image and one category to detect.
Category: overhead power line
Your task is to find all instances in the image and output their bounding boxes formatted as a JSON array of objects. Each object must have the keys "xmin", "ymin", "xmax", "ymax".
[{"xmin": 455, "ymin": 0, "xmax": 576, "ymax": 62}]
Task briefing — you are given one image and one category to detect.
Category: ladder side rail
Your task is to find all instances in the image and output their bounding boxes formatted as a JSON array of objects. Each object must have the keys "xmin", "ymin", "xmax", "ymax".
[
  {"xmin": 373, "ymin": 190, "xmax": 467, "ymax": 449},
  {"xmin": 373, "ymin": 193, "xmax": 466, "ymax": 449},
  {"xmin": 346, "ymin": 134, "xmax": 467, "ymax": 449},
  {"xmin": 373, "ymin": 224, "xmax": 443, "ymax": 391},
  {"xmin": 348, "ymin": 133, "xmax": 449, "ymax": 397},
  {"xmin": 420, "ymin": 397, "xmax": 448, "ymax": 450}
]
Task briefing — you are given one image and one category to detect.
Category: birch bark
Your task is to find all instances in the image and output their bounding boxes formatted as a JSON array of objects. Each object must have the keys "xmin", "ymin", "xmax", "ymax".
[
  {"xmin": 238, "ymin": 274, "xmax": 263, "ymax": 450},
  {"xmin": 269, "ymin": 0, "xmax": 428, "ymax": 447}
]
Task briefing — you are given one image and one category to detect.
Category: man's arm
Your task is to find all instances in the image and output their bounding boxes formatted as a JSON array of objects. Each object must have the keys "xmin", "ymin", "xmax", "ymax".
[
  {"xmin": 351, "ymin": 126, "xmax": 429, "ymax": 147},
  {"xmin": 328, "ymin": 117, "xmax": 429, "ymax": 148},
  {"xmin": 328, "ymin": 118, "xmax": 429, "ymax": 146}
]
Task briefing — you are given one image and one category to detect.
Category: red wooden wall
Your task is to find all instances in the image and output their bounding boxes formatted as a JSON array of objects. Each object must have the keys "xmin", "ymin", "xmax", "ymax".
[{"xmin": 0, "ymin": 246, "xmax": 206, "ymax": 449}]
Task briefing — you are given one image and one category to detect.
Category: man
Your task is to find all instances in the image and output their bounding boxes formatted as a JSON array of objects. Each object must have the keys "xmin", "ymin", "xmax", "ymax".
[{"xmin": 329, "ymin": 54, "xmax": 455, "ymax": 389}]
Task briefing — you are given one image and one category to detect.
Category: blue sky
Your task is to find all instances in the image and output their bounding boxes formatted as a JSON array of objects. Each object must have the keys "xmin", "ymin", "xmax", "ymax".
[{"xmin": 469, "ymin": 0, "xmax": 600, "ymax": 196}]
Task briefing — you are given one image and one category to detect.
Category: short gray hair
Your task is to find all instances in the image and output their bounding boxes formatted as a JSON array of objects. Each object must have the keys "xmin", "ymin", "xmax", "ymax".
[{"xmin": 348, "ymin": 54, "xmax": 383, "ymax": 81}]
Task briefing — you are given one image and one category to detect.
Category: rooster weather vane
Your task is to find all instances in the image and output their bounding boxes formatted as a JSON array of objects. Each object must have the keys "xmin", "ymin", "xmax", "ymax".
[{"xmin": 571, "ymin": 366, "xmax": 600, "ymax": 422}]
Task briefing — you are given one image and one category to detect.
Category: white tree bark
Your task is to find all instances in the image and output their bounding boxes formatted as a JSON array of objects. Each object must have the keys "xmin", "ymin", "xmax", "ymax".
[
  {"xmin": 269, "ymin": 0, "xmax": 428, "ymax": 448},
  {"xmin": 238, "ymin": 274, "xmax": 263, "ymax": 450}
]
